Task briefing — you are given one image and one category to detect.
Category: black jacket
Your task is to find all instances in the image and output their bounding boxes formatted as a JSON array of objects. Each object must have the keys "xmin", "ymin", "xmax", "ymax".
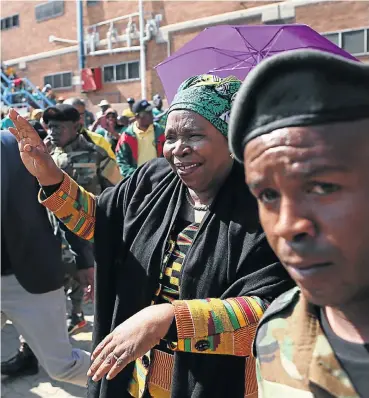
[
  {"xmin": 90, "ymin": 158, "xmax": 294, "ymax": 398},
  {"xmin": 1, "ymin": 131, "xmax": 66, "ymax": 293}
]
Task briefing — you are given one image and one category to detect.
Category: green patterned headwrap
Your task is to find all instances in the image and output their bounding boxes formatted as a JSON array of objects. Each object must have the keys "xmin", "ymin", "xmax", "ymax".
[{"xmin": 167, "ymin": 74, "xmax": 242, "ymax": 138}]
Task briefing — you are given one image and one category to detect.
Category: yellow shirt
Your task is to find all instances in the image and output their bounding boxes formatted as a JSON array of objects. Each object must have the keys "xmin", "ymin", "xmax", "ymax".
[
  {"xmin": 122, "ymin": 108, "xmax": 135, "ymax": 119},
  {"xmin": 133, "ymin": 122, "xmax": 158, "ymax": 166}
]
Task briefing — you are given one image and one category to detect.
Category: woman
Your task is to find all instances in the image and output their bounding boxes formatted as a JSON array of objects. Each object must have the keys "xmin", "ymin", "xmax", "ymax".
[
  {"xmin": 8, "ymin": 75, "xmax": 293, "ymax": 398},
  {"xmin": 92, "ymin": 108, "xmax": 127, "ymax": 151}
]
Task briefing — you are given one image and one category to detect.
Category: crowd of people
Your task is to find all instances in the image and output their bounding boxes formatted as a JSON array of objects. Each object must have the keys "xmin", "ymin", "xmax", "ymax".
[{"xmin": 1, "ymin": 48, "xmax": 369, "ymax": 398}]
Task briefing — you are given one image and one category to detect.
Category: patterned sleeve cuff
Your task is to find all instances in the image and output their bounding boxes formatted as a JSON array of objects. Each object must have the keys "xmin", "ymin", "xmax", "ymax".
[
  {"xmin": 171, "ymin": 297, "xmax": 268, "ymax": 356},
  {"xmin": 39, "ymin": 171, "xmax": 96, "ymax": 241}
]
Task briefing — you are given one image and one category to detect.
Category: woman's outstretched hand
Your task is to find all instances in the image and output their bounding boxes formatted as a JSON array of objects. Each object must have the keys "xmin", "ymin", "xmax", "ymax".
[
  {"xmin": 88, "ymin": 304, "xmax": 175, "ymax": 382},
  {"xmin": 8, "ymin": 109, "xmax": 64, "ymax": 186}
]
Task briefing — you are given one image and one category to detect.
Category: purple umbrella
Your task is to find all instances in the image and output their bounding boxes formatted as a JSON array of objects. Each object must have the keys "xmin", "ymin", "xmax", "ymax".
[{"xmin": 155, "ymin": 24, "xmax": 358, "ymax": 103}]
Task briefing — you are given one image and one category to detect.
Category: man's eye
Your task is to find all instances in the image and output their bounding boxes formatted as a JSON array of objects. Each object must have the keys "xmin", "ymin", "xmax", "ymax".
[
  {"xmin": 309, "ymin": 182, "xmax": 340, "ymax": 195},
  {"xmin": 258, "ymin": 189, "xmax": 280, "ymax": 204}
]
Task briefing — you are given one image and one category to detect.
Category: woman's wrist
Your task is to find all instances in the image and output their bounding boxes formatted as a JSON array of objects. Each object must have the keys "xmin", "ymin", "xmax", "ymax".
[{"xmin": 38, "ymin": 168, "xmax": 64, "ymax": 187}]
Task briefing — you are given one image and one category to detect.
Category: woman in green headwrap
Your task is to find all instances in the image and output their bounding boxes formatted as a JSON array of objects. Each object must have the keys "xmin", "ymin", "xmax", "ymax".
[{"xmin": 8, "ymin": 75, "xmax": 293, "ymax": 398}]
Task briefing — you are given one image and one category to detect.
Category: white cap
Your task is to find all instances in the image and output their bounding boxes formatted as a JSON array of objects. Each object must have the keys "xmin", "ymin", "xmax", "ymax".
[{"xmin": 98, "ymin": 99, "xmax": 110, "ymax": 107}]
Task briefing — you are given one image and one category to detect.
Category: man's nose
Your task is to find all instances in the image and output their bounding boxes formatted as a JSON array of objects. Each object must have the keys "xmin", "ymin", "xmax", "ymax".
[{"xmin": 274, "ymin": 199, "xmax": 316, "ymax": 244}]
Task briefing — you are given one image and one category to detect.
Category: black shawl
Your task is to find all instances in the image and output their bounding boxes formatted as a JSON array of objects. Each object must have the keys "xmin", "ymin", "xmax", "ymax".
[{"xmin": 90, "ymin": 158, "xmax": 294, "ymax": 398}]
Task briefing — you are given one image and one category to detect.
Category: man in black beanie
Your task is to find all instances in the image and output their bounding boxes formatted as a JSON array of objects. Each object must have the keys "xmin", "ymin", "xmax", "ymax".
[{"xmin": 229, "ymin": 50, "xmax": 369, "ymax": 397}]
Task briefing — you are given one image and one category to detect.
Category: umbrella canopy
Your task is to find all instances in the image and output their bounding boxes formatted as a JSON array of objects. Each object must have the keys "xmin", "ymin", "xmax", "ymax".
[{"xmin": 155, "ymin": 24, "xmax": 358, "ymax": 103}]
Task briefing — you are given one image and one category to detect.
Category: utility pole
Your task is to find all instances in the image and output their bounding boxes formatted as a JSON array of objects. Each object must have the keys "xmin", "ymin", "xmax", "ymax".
[
  {"xmin": 76, "ymin": 0, "xmax": 85, "ymax": 72},
  {"xmin": 138, "ymin": 0, "xmax": 146, "ymax": 99}
]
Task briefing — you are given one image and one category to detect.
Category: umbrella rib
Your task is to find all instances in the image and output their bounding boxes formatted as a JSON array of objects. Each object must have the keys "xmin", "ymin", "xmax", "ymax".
[
  {"xmin": 233, "ymin": 27, "xmax": 262, "ymax": 63},
  {"xmin": 259, "ymin": 27, "xmax": 285, "ymax": 58}
]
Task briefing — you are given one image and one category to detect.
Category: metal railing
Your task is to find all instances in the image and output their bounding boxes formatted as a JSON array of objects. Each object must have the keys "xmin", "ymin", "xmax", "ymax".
[{"xmin": 1, "ymin": 71, "xmax": 55, "ymax": 109}]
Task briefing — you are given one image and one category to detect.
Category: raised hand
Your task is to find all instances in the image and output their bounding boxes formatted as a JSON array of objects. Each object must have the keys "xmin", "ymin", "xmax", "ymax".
[{"xmin": 8, "ymin": 109, "xmax": 64, "ymax": 186}]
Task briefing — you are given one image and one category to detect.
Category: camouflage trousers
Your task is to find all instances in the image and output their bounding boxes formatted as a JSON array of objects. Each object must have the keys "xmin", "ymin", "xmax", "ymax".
[{"xmin": 64, "ymin": 261, "xmax": 84, "ymax": 315}]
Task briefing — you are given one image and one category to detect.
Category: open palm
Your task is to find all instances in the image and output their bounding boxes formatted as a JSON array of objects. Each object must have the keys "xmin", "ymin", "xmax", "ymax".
[{"xmin": 8, "ymin": 109, "xmax": 63, "ymax": 186}]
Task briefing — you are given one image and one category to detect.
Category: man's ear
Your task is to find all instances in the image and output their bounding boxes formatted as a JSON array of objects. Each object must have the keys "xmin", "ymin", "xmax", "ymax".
[{"xmin": 74, "ymin": 121, "xmax": 81, "ymax": 131}]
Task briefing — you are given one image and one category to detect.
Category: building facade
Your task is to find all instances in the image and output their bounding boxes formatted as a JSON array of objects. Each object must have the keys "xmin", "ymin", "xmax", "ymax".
[{"xmin": 2, "ymin": 0, "xmax": 369, "ymax": 110}]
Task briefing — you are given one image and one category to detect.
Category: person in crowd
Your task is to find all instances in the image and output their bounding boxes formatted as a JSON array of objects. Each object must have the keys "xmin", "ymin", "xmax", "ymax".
[
  {"xmin": 152, "ymin": 94, "xmax": 165, "ymax": 118},
  {"xmin": 64, "ymin": 97, "xmax": 95, "ymax": 129},
  {"xmin": 96, "ymin": 99, "xmax": 110, "ymax": 119},
  {"xmin": 8, "ymin": 74, "xmax": 294, "ymax": 398},
  {"xmin": 31, "ymin": 86, "xmax": 43, "ymax": 106},
  {"xmin": 57, "ymin": 96, "xmax": 66, "ymax": 104},
  {"xmin": 30, "ymin": 108, "xmax": 43, "ymax": 122},
  {"xmin": 1, "ymin": 106, "xmax": 7, "ymax": 121},
  {"xmin": 152, "ymin": 94, "xmax": 167, "ymax": 129},
  {"xmin": 115, "ymin": 99, "xmax": 165, "ymax": 178},
  {"xmin": 229, "ymin": 50, "xmax": 369, "ymax": 397},
  {"xmin": 1, "ymin": 130, "xmax": 90, "ymax": 385},
  {"xmin": 61, "ymin": 99, "xmax": 116, "ymax": 161},
  {"xmin": 42, "ymin": 104, "xmax": 120, "ymax": 331},
  {"xmin": 32, "ymin": 115, "xmax": 94, "ymax": 333},
  {"xmin": 91, "ymin": 108, "xmax": 127, "ymax": 151},
  {"xmin": 42, "ymin": 84, "xmax": 56, "ymax": 105},
  {"xmin": 5, "ymin": 65, "xmax": 16, "ymax": 79},
  {"xmin": 0, "ymin": 107, "xmax": 14, "ymax": 129},
  {"xmin": 2, "ymin": 118, "xmax": 94, "ymax": 377},
  {"xmin": 122, "ymin": 97, "xmax": 135, "ymax": 122},
  {"xmin": 43, "ymin": 104, "xmax": 121, "ymax": 194}
]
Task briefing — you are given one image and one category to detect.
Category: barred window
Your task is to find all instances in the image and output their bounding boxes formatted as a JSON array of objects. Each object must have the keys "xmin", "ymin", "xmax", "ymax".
[
  {"xmin": 35, "ymin": 0, "xmax": 64, "ymax": 22},
  {"xmin": 1, "ymin": 14, "xmax": 19, "ymax": 31},
  {"xmin": 103, "ymin": 61, "xmax": 140, "ymax": 83},
  {"xmin": 323, "ymin": 27, "xmax": 369, "ymax": 56},
  {"xmin": 44, "ymin": 72, "xmax": 73, "ymax": 89}
]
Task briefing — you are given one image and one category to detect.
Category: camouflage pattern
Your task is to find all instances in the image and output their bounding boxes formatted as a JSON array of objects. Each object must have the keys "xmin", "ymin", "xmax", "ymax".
[
  {"xmin": 50, "ymin": 133, "xmax": 121, "ymax": 195},
  {"xmin": 253, "ymin": 287, "xmax": 360, "ymax": 398},
  {"xmin": 47, "ymin": 208, "xmax": 76, "ymax": 271}
]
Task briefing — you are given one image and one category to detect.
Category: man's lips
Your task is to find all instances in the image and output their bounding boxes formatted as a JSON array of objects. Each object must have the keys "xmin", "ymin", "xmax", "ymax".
[{"xmin": 284, "ymin": 261, "xmax": 333, "ymax": 278}]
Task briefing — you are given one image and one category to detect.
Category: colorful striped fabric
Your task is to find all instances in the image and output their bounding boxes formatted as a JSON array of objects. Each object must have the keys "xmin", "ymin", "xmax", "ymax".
[
  {"xmin": 172, "ymin": 296, "xmax": 268, "ymax": 356},
  {"xmin": 154, "ymin": 220, "xmax": 199, "ymax": 305},
  {"xmin": 39, "ymin": 172, "xmax": 96, "ymax": 242}
]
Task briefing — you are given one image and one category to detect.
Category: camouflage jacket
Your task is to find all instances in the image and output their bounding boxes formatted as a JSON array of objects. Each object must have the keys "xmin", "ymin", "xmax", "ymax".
[
  {"xmin": 253, "ymin": 287, "xmax": 360, "ymax": 398},
  {"xmin": 51, "ymin": 134, "xmax": 121, "ymax": 195}
]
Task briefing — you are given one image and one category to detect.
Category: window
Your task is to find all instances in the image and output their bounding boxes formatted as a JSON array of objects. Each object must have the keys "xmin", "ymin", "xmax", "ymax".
[
  {"xmin": 1, "ymin": 14, "xmax": 20, "ymax": 31},
  {"xmin": 322, "ymin": 28, "xmax": 369, "ymax": 55},
  {"xmin": 87, "ymin": 0, "xmax": 100, "ymax": 6},
  {"xmin": 103, "ymin": 61, "xmax": 140, "ymax": 83},
  {"xmin": 323, "ymin": 33, "xmax": 339, "ymax": 47},
  {"xmin": 44, "ymin": 72, "xmax": 72, "ymax": 89},
  {"xmin": 103, "ymin": 66, "xmax": 115, "ymax": 83},
  {"xmin": 35, "ymin": 0, "xmax": 64, "ymax": 22},
  {"xmin": 342, "ymin": 30, "xmax": 365, "ymax": 54}
]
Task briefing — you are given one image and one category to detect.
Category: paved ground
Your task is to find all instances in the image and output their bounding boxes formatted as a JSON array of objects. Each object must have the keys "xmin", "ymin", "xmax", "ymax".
[{"xmin": 1, "ymin": 300, "xmax": 93, "ymax": 398}]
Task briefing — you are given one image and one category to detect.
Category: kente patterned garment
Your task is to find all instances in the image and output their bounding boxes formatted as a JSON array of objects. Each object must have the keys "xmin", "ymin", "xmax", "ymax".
[
  {"xmin": 40, "ymin": 171, "xmax": 269, "ymax": 398},
  {"xmin": 128, "ymin": 219, "xmax": 197, "ymax": 397}
]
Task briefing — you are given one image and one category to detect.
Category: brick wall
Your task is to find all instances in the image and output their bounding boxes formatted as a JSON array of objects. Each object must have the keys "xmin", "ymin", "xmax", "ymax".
[{"xmin": 1, "ymin": 0, "xmax": 78, "ymax": 60}]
